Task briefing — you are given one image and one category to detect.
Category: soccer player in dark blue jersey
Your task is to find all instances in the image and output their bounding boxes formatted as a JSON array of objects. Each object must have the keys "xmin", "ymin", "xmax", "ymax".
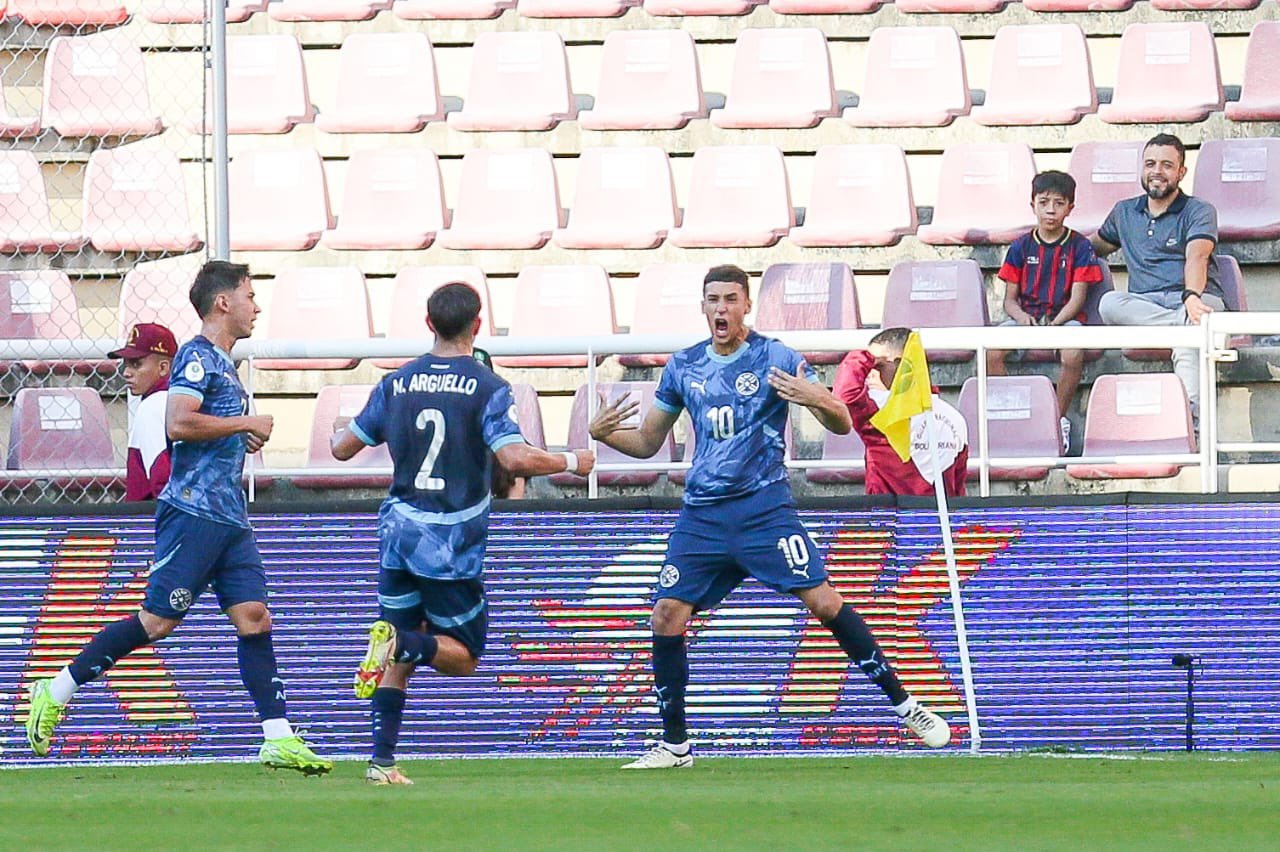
[
  {"xmin": 26, "ymin": 261, "xmax": 332, "ymax": 775},
  {"xmin": 590, "ymin": 265, "xmax": 952, "ymax": 769},
  {"xmin": 331, "ymin": 282, "xmax": 596, "ymax": 786}
]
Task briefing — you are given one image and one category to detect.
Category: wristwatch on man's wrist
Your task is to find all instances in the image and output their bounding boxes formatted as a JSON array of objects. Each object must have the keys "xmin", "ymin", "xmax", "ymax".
[{"xmin": 1181, "ymin": 289, "xmax": 1202, "ymax": 303}]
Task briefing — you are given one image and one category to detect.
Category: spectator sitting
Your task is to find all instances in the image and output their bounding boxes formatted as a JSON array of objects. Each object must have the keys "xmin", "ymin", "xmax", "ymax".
[
  {"xmin": 109, "ymin": 322, "xmax": 177, "ymax": 501},
  {"xmin": 834, "ymin": 327, "xmax": 968, "ymax": 497},
  {"xmin": 987, "ymin": 170, "xmax": 1105, "ymax": 454}
]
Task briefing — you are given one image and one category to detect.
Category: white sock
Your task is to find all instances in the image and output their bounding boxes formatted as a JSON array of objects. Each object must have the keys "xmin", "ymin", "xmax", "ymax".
[
  {"xmin": 662, "ymin": 740, "xmax": 690, "ymax": 756},
  {"xmin": 49, "ymin": 668, "xmax": 78, "ymax": 704},
  {"xmin": 262, "ymin": 718, "xmax": 293, "ymax": 740},
  {"xmin": 893, "ymin": 696, "xmax": 918, "ymax": 718}
]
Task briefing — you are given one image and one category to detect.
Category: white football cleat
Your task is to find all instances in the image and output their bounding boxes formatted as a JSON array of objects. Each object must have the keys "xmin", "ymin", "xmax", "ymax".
[
  {"xmin": 621, "ymin": 744, "xmax": 693, "ymax": 770},
  {"xmin": 901, "ymin": 700, "xmax": 951, "ymax": 748},
  {"xmin": 366, "ymin": 763, "xmax": 414, "ymax": 785}
]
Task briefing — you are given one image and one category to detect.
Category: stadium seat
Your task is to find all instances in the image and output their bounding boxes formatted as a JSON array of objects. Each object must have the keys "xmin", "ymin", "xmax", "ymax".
[
  {"xmin": 517, "ymin": 0, "xmax": 638, "ymax": 15},
  {"xmin": 788, "ymin": 144, "xmax": 917, "ymax": 247},
  {"xmin": 190, "ymin": 35, "xmax": 315, "ymax": 134},
  {"xmin": 1191, "ymin": 138, "xmax": 1280, "ymax": 241},
  {"xmin": 314, "ymin": 33, "xmax": 444, "ymax": 133},
  {"xmin": 254, "ymin": 267, "xmax": 373, "ymax": 371},
  {"xmin": 668, "ymin": 145, "xmax": 793, "ymax": 248},
  {"xmin": 145, "ymin": 1, "xmax": 266, "ymax": 23},
  {"xmin": 1097, "ymin": 23, "xmax": 1223, "ymax": 124},
  {"xmin": 372, "ymin": 266, "xmax": 494, "ymax": 370},
  {"xmin": 294, "ymin": 385, "xmax": 392, "ymax": 490},
  {"xmin": 1226, "ymin": 23, "xmax": 1280, "ymax": 122},
  {"xmin": 880, "ymin": 260, "xmax": 988, "ymax": 362},
  {"xmin": 0, "ymin": 77, "xmax": 40, "ymax": 138},
  {"xmin": 323, "ymin": 149, "xmax": 447, "ymax": 251},
  {"xmin": 0, "ymin": 151, "xmax": 86, "ymax": 254},
  {"xmin": 117, "ymin": 263, "xmax": 204, "ymax": 344},
  {"xmin": 917, "ymin": 143, "xmax": 1038, "ymax": 245},
  {"xmin": 769, "ymin": 0, "xmax": 883, "ymax": 11},
  {"xmin": 894, "ymin": 0, "xmax": 1003, "ymax": 11},
  {"xmin": 42, "ymin": 34, "xmax": 162, "ymax": 138},
  {"xmin": 804, "ymin": 428, "xmax": 867, "ymax": 484},
  {"xmin": 959, "ymin": 375, "xmax": 1060, "ymax": 481},
  {"xmin": 1066, "ymin": 373, "xmax": 1195, "ymax": 480},
  {"xmin": 551, "ymin": 382, "xmax": 674, "ymax": 487},
  {"xmin": 618, "ymin": 263, "xmax": 711, "ymax": 368},
  {"xmin": 577, "ymin": 29, "xmax": 706, "ymax": 131},
  {"xmin": 6, "ymin": 389, "xmax": 115, "ymax": 478},
  {"xmin": 498, "ymin": 265, "xmax": 615, "ymax": 368},
  {"xmin": 844, "ymin": 26, "xmax": 970, "ymax": 127},
  {"xmin": 510, "ymin": 384, "xmax": 548, "ymax": 450},
  {"xmin": 1151, "ymin": 0, "xmax": 1259, "ymax": 8},
  {"xmin": 447, "ymin": 32, "xmax": 576, "ymax": 132},
  {"xmin": 711, "ymin": 28, "xmax": 838, "ymax": 129},
  {"xmin": 269, "ymin": 1, "xmax": 392, "ymax": 20},
  {"xmin": 10, "ymin": 1, "xmax": 128, "ymax": 26},
  {"xmin": 437, "ymin": 149, "xmax": 562, "ymax": 251},
  {"xmin": 553, "ymin": 147, "xmax": 678, "ymax": 250},
  {"xmin": 0, "ymin": 271, "xmax": 97, "ymax": 375},
  {"xmin": 393, "ymin": 0, "xmax": 514, "ymax": 16},
  {"xmin": 971, "ymin": 25, "xmax": 1096, "ymax": 126},
  {"xmin": 82, "ymin": 148, "xmax": 201, "ymax": 254},
  {"xmin": 228, "ymin": 149, "xmax": 333, "ymax": 251},
  {"xmin": 643, "ymin": 0, "xmax": 763, "ymax": 13},
  {"xmin": 1022, "ymin": 0, "xmax": 1132, "ymax": 9},
  {"xmin": 1064, "ymin": 141, "xmax": 1142, "ymax": 236},
  {"xmin": 753, "ymin": 262, "xmax": 860, "ymax": 365}
]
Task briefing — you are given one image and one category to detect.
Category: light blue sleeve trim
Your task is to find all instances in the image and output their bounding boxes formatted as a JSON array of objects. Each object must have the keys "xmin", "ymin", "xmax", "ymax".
[
  {"xmin": 169, "ymin": 386, "xmax": 204, "ymax": 404},
  {"xmin": 489, "ymin": 433, "xmax": 525, "ymax": 452},
  {"xmin": 350, "ymin": 421, "xmax": 376, "ymax": 447},
  {"xmin": 653, "ymin": 398, "xmax": 682, "ymax": 414}
]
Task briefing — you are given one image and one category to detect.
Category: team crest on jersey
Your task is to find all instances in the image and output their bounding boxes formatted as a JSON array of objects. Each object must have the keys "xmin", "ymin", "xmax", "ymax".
[
  {"xmin": 169, "ymin": 588, "xmax": 193, "ymax": 612},
  {"xmin": 183, "ymin": 359, "xmax": 205, "ymax": 383},
  {"xmin": 734, "ymin": 372, "xmax": 760, "ymax": 396},
  {"xmin": 659, "ymin": 564, "xmax": 680, "ymax": 588}
]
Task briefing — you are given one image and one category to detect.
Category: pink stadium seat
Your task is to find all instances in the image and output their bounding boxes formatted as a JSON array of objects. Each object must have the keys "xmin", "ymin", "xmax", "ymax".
[
  {"xmin": 577, "ymin": 30, "xmax": 706, "ymax": 131},
  {"xmin": 880, "ymin": 260, "xmax": 988, "ymax": 363},
  {"xmin": 917, "ymin": 143, "xmax": 1038, "ymax": 245},
  {"xmin": 754, "ymin": 262, "xmax": 860, "ymax": 366},
  {"xmin": 895, "ymin": 0, "xmax": 1003, "ymax": 11},
  {"xmin": 145, "ymin": 1, "xmax": 266, "ymax": 23},
  {"xmin": 0, "ymin": 151, "xmax": 86, "ymax": 254},
  {"xmin": 554, "ymin": 147, "xmax": 678, "ymax": 250},
  {"xmin": 618, "ymin": 263, "xmax": 711, "ymax": 368},
  {"xmin": 254, "ymin": 267, "xmax": 373, "ymax": 371},
  {"xmin": 437, "ymin": 149, "xmax": 562, "ymax": 251},
  {"xmin": 323, "ymin": 149, "xmax": 447, "ymax": 251},
  {"xmin": 769, "ymin": 0, "xmax": 883, "ymax": 11},
  {"xmin": 510, "ymin": 384, "xmax": 548, "ymax": 450},
  {"xmin": 1226, "ymin": 23, "xmax": 1280, "ymax": 122},
  {"xmin": 294, "ymin": 385, "xmax": 392, "ymax": 490},
  {"xmin": 643, "ymin": 0, "xmax": 763, "ymax": 13},
  {"xmin": 668, "ymin": 145, "xmax": 793, "ymax": 248},
  {"xmin": 517, "ymin": 0, "xmax": 638, "ymax": 15},
  {"xmin": 711, "ymin": 28, "xmax": 838, "ymax": 129},
  {"xmin": 6, "ymin": 389, "xmax": 114, "ymax": 478},
  {"xmin": 270, "ymin": 1, "xmax": 392, "ymax": 21},
  {"xmin": 315, "ymin": 33, "xmax": 444, "ymax": 133},
  {"xmin": 802, "ymin": 428, "xmax": 867, "ymax": 484},
  {"xmin": 1065, "ymin": 141, "xmax": 1142, "ymax": 236},
  {"xmin": 117, "ymin": 263, "xmax": 204, "ymax": 344},
  {"xmin": 447, "ymin": 32, "xmax": 576, "ymax": 132},
  {"xmin": 0, "ymin": 77, "xmax": 40, "ymax": 138},
  {"xmin": 393, "ymin": 0, "xmax": 514, "ymax": 17},
  {"xmin": 498, "ymin": 265, "xmax": 615, "ymax": 368},
  {"xmin": 1151, "ymin": 0, "xmax": 1259, "ymax": 8},
  {"xmin": 959, "ymin": 375, "xmax": 1060, "ymax": 481},
  {"xmin": 1023, "ymin": 0, "xmax": 1132, "ymax": 9},
  {"xmin": 844, "ymin": 26, "xmax": 970, "ymax": 127},
  {"xmin": 82, "ymin": 148, "xmax": 201, "ymax": 254},
  {"xmin": 1098, "ymin": 23, "xmax": 1223, "ymax": 124},
  {"xmin": 972, "ymin": 25, "xmax": 1096, "ymax": 127},
  {"xmin": 1066, "ymin": 374, "xmax": 1195, "ymax": 480},
  {"xmin": 373, "ymin": 266, "xmax": 494, "ymax": 370},
  {"xmin": 42, "ymin": 34, "xmax": 162, "ymax": 138},
  {"xmin": 228, "ymin": 149, "xmax": 333, "ymax": 251},
  {"xmin": 10, "ymin": 1, "xmax": 128, "ymax": 26},
  {"xmin": 789, "ymin": 144, "xmax": 916, "ymax": 247},
  {"xmin": 1191, "ymin": 138, "xmax": 1280, "ymax": 241},
  {"xmin": 191, "ymin": 35, "xmax": 315, "ymax": 134},
  {"xmin": 551, "ymin": 382, "xmax": 674, "ymax": 487},
  {"xmin": 0, "ymin": 271, "xmax": 98, "ymax": 375}
]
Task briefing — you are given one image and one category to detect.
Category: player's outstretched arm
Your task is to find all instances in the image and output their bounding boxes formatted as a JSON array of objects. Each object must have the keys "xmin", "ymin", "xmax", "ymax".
[
  {"xmin": 589, "ymin": 394, "xmax": 680, "ymax": 459},
  {"xmin": 496, "ymin": 443, "xmax": 595, "ymax": 478},
  {"xmin": 768, "ymin": 365, "xmax": 852, "ymax": 435},
  {"xmin": 167, "ymin": 393, "xmax": 273, "ymax": 452}
]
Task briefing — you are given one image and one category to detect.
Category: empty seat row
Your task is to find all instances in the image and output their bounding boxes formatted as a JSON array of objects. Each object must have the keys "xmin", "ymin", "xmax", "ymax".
[{"xmin": 3, "ymin": 1, "xmax": 129, "ymax": 27}]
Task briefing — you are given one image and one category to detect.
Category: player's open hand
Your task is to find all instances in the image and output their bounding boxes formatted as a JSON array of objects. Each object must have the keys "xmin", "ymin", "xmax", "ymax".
[
  {"xmin": 243, "ymin": 414, "xmax": 274, "ymax": 453},
  {"xmin": 589, "ymin": 392, "xmax": 640, "ymax": 441},
  {"xmin": 768, "ymin": 364, "xmax": 820, "ymax": 406}
]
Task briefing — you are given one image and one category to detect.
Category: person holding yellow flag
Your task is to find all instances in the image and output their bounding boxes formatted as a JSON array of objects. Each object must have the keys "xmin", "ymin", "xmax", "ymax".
[{"xmin": 834, "ymin": 327, "xmax": 969, "ymax": 496}]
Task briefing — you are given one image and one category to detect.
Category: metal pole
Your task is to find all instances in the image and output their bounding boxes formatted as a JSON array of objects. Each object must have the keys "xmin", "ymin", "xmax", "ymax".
[{"xmin": 211, "ymin": 0, "xmax": 231, "ymax": 259}]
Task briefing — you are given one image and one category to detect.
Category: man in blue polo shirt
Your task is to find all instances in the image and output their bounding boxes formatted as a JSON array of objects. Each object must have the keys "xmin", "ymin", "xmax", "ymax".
[{"xmin": 1091, "ymin": 133, "xmax": 1228, "ymax": 421}]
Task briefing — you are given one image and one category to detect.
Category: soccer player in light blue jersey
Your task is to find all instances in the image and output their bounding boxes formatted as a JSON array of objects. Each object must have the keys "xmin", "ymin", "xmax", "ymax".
[
  {"xmin": 26, "ymin": 261, "xmax": 332, "ymax": 775},
  {"xmin": 331, "ymin": 282, "xmax": 596, "ymax": 786},
  {"xmin": 590, "ymin": 265, "xmax": 952, "ymax": 769}
]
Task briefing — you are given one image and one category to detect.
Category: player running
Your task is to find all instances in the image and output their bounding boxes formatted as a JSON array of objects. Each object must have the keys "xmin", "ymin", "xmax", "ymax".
[{"xmin": 589, "ymin": 264, "xmax": 951, "ymax": 769}]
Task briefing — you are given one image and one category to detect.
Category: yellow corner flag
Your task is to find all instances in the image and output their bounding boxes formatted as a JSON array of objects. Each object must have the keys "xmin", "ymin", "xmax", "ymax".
[{"xmin": 869, "ymin": 331, "xmax": 933, "ymax": 462}]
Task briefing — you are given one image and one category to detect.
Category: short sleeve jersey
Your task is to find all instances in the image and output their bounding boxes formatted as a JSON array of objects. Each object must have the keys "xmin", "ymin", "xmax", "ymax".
[
  {"xmin": 160, "ymin": 336, "xmax": 250, "ymax": 528},
  {"xmin": 998, "ymin": 229, "xmax": 1104, "ymax": 321},
  {"xmin": 655, "ymin": 332, "xmax": 814, "ymax": 505}
]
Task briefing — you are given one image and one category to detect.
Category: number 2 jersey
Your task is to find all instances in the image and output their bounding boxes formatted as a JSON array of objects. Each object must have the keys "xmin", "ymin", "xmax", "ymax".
[
  {"xmin": 350, "ymin": 354, "xmax": 526, "ymax": 580},
  {"xmin": 655, "ymin": 331, "xmax": 816, "ymax": 505}
]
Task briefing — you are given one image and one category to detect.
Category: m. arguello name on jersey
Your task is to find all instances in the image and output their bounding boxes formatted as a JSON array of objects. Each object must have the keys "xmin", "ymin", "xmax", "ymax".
[{"xmin": 392, "ymin": 373, "xmax": 479, "ymax": 396}]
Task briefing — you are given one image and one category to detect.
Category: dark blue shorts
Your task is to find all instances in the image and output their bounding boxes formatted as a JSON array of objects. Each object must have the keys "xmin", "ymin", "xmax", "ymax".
[
  {"xmin": 142, "ymin": 501, "xmax": 268, "ymax": 619},
  {"xmin": 658, "ymin": 481, "xmax": 828, "ymax": 611},
  {"xmin": 378, "ymin": 568, "xmax": 488, "ymax": 659}
]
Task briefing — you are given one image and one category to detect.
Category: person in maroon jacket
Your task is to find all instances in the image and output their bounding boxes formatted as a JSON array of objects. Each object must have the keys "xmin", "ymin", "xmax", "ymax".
[
  {"xmin": 109, "ymin": 322, "xmax": 177, "ymax": 501},
  {"xmin": 833, "ymin": 327, "xmax": 968, "ymax": 497}
]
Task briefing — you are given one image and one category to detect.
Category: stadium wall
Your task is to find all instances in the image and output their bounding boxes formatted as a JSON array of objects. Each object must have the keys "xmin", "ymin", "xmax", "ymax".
[{"xmin": 1, "ymin": 494, "xmax": 1277, "ymax": 766}]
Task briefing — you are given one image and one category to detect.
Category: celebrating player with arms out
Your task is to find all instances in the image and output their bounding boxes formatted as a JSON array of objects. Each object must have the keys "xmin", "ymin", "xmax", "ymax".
[
  {"xmin": 331, "ymin": 282, "xmax": 596, "ymax": 786},
  {"xmin": 590, "ymin": 265, "xmax": 951, "ymax": 769}
]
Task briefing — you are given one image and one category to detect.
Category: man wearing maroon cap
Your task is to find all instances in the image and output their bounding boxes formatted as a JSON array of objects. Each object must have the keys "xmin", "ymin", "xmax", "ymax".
[{"xmin": 109, "ymin": 322, "xmax": 177, "ymax": 501}]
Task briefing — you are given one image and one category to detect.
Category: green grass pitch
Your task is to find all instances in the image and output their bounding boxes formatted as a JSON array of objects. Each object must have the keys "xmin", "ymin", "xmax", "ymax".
[{"xmin": 2, "ymin": 754, "xmax": 1278, "ymax": 850}]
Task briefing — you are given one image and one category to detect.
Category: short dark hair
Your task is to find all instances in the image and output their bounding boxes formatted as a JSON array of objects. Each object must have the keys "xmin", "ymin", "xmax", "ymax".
[
  {"xmin": 703, "ymin": 264, "xmax": 750, "ymax": 296},
  {"xmin": 1144, "ymin": 133, "xmax": 1186, "ymax": 166},
  {"xmin": 428, "ymin": 282, "xmax": 482, "ymax": 340},
  {"xmin": 869, "ymin": 326, "xmax": 912, "ymax": 354},
  {"xmin": 1031, "ymin": 170, "xmax": 1076, "ymax": 204},
  {"xmin": 189, "ymin": 260, "xmax": 250, "ymax": 318}
]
